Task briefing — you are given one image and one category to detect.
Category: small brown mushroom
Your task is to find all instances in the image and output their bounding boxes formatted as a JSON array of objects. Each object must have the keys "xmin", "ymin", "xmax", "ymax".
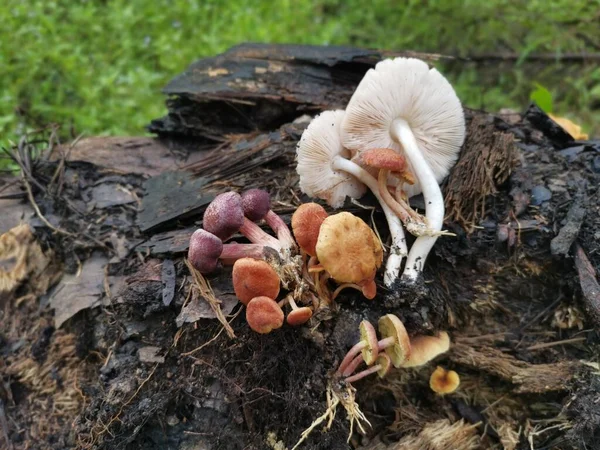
[
  {"xmin": 283, "ymin": 295, "xmax": 313, "ymax": 326},
  {"xmin": 232, "ymin": 258, "xmax": 281, "ymax": 305},
  {"xmin": 246, "ymin": 296, "xmax": 284, "ymax": 334},
  {"xmin": 291, "ymin": 203, "xmax": 328, "ymax": 257},
  {"xmin": 429, "ymin": 366, "xmax": 460, "ymax": 394},
  {"xmin": 316, "ymin": 212, "xmax": 383, "ymax": 299}
]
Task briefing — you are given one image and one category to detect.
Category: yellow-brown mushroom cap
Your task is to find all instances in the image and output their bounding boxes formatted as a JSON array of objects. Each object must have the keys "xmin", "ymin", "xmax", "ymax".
[
  {"xmin": 315, "ymin": 212, "xmax": 383, "ymax": 286},
  {"xmin": 401, "ymin": 331, "xmax": 450, "ymax": 368},
  {"xmin": 246, "ymin": 296, "xmax": 284, "ymax": 334},
  {"xmin": 291, "ymin": 203, "xmax": 328, "ymax": 257},
  {"xmin": 429, "ymin": 366, "xmax": 460, "ymax": 394},
  {"xmin": 378, "ymin": 314, "xmax": 411, "ymax": 367},
  {"xmin": 232, "ymin": 258, "xmax": 280, "ymax": 305},
  {"xmin": 359, "ymin": 320, "xmax": 379, "ymax": 365}
]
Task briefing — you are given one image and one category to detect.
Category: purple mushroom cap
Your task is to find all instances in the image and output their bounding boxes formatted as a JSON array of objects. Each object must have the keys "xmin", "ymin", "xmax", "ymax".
[
  {"xmin": 203, "ymin": 192, "xmax": 245, "ymax": 240},
  {"xmin": 188, "ymin": 229, "xmax": 223, "ymax": 273},
  {"xmin": 241, "ymin": 189, "xmax": 271, "ymax": 222}
]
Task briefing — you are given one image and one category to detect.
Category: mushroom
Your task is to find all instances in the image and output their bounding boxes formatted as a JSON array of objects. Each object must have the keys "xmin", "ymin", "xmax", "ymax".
[
  {"xmin": 340, "ymin": 313, "xmax": 410, "ymax": 377},
  {"xmin": 188, "ymin": 229, "xmax": 267, "ymax": 273},
  {"xmin": 341, "ymin": 57, "xmax": 465, "ymax": 283},
  {"xmin": 279, "ymin": 294, "xmax": 313, "ymax": 326},
  {"xmin": 232, "ymin": 258, "xmax": 281, "ymax": 305},
  {"xmin": 291, "ymin": 202, "xmax": 328, "ymax": 257},
  {"xmin": 429, "ymin": 366, "xmax": 460, "ymax": 394},
  {"xmin": 203, "ymin": 192, "xmax": 282, "ymax": 251},
  {"xmin": 241, "ymin": 189, "xmax": 296, "ymax": 250},
  {"xmin": 336, "ymin": 321, "xmax": 379, "ymax": 375},
  {"xmin": 245, "ymin": 296, "xmax": 284, "ymax": 334},
  {"xmin": 359, "ymin": 148, "xmax": 429, "ymax": 236},
  {"xmin": 297, "ymin": 110, "xmax": 407, "ymax": 288},
  {"xmin": 344, "ymin": 353, "xmax": 392, "ymax": 384},
  {"xmin": 401, "ymin": 331, "xmax": 450, "ymax": 368},
  {"xmin": 315, "ymin": 212, "xmax": 383, "ymax": 300},
  {"xmin": 377, "ymin": 314, "xmax": 411, "ymax": 368}
]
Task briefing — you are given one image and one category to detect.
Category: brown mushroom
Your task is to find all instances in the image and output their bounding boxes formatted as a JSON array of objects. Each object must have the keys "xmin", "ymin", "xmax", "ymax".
[
  {"xmin": 401, "ymin": 332, "xmax": 450, "ymax": 368},
  {"xmin": 316, "ymin": 212, "xmax": 383, "ymax": 299}
]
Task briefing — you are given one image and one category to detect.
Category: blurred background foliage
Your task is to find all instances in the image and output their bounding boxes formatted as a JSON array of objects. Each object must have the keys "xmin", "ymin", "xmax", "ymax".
[{"xmin": 1, "ymin": 0, "xmax": 599, "ymax": 151}]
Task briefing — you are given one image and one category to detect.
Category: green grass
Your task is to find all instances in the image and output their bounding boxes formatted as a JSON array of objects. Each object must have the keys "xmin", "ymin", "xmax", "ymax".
[{"xmin": 1, "ymin": 0, "xmax": 599, "ymax": 155}]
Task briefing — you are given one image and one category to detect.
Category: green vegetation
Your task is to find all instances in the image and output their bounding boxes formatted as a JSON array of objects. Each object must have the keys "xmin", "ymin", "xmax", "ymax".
[{"xmin": 1, "ymin": 0, "xmax": 598, "ymax": 151}]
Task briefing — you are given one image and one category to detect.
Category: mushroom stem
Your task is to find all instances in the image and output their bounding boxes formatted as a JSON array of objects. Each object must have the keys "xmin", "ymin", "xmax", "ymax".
[
  {"xmin": 330, "ymin": 155, "xmax": 407, "ymax": 287},
  {"xmin": 264, "ymin": 210, "xmax": 296, "ymax": 250},
  {"xmin": 342, "ymin": 336, "xmax": 397, "ymax": 377},
  {"xmin": 378, "ymin": 169, "xmax": 427, "ymax": 235},
  {"xmin": 344, "ymin": 364, "xmax": 383, "ymax": 383},
  {"xmin": 239, "ymin": 218, "xmax": 282, "ymax": 250},
  {"xmin": 220, "ymin": 243, "xmax": 267, "ymax": 264},
  {"xmin": 391, "ymin": 119, "xmax": 444, "ymax": 283},
  {"xmin": 336, "ymin": 341, "xmax": 367, "ymax": 375}
]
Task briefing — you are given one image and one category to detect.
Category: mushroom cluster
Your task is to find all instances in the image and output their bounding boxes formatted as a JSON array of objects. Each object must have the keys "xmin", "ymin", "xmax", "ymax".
[
  {"xmin": 188, "ymin": 190, "xmax": 384, "ymax": 333},
  {"xmin": 296, "ymin": 57, "xmax": 466, "ymax": 288},
  {"xmin": 336, "ymin": 314, "xmax": 451, "ymax": 385}
]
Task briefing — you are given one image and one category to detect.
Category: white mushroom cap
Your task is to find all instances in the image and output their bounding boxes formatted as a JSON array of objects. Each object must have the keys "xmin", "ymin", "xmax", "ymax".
[
  {"xmin": 296, "ymin": 110, "xmax": 366, "ymax": 208},
  {"xmin": 341, "ymin": 58, "xmax": 465, "ymax": 197}
]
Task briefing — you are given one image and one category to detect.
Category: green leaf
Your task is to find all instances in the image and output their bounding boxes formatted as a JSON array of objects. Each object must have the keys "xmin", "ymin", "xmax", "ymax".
[{"xmin": 530, "ymin": 83, "xmax": 554, "ymax": 113}]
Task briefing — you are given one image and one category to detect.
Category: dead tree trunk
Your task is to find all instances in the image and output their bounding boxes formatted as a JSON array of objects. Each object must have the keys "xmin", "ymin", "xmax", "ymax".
[{"xmin": 1, "ymin": 43, "xmax": 599, "ymax": 450}]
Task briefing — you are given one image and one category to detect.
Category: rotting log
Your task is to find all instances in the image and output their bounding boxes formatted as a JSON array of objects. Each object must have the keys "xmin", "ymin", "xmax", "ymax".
[{"xmin": 1, "ymin": 43, "xmax": 600, "ymax": 450}]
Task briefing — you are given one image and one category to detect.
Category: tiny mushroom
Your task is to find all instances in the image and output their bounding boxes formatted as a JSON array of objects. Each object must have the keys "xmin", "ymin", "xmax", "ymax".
[
  {"xmin": 429, "ymin": 366, "xmax": 460, "ymax": 394},
  {"xmin": 188, "ymin": 229, "xmax": 266, "ymax": 273},
  {"xmin": 232, "ymin": 258, "xmax": 281, "ymax": 305},
  {"xmin": 291, "ymin": 202, "xmax": 328, "ymax": 257},
  {"xmin": 336, "ymin": 321, "xmax": 379, "ymax": 375},
  {"xmin": 241, "ymin": 189, "xmax": 296, "ymax": 251},
  {"xmin": 401, "ymin": 331, "xmax": 450, "ymax": 368},
  {"xmin": 280, "ymin": 294, "xmax": 313, "ymax": 326},
  {"xmin": 297, "ymin": 110, "xmax": 407, "ymax": 288},
  {"xmin": 344, "ymin": 352, "xmax": 392, "ymax": 384},
  {"xmin": 246, "ymin": 296, "xmax": 284, "ymax": 334},
  {"xmin": 203, "ymin": 192, "xmax": 282, "ymax": 251},
  {"xmin": 341, "ymin": 57, "xmax": 465, "ymax": 283},
  {"xmin": 315, "ymin": 212, "xmax": 383, "ymax": 300}
]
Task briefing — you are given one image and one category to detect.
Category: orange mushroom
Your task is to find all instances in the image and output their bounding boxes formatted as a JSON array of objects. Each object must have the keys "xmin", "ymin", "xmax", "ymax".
[
  {"xmin": 232, "ymin": 258, "xmax": 280, "ymax": 305},
  {"xmin": 246, "ymin": 296, "xmax": 284, "ymax": 334},
  {"xmin": 291, "ymin": 203, "xmax": 328, "ymax": 256},
  {"xmin": 429, "ymin": 366, "xmax": 460, "ymax": 394}
]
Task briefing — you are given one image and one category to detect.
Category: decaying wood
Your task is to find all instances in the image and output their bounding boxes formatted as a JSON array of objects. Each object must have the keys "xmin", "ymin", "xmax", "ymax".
[
  {"xmin": 2, "ymin": 43, "xmax": 600, "ymax": 450},
  {"xmin": 450, "ymin": 342, "xmax": 580, "ymax": 394}
]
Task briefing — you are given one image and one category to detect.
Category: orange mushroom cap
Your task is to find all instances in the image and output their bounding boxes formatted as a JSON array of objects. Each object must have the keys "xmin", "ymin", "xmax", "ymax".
[
  {"xmin": 232, "ymin": 258, "xmax": 280, "ymax": 305},
  {"xmin": 291, "ymin": 203, "xmax": 328, "ymax": 257},
  {"xmin": 360, "ymin": 148, "xmax": 408, "ymax": 173},
  {"xmin": 429, "ymin": 366, "xmax": 460, "ymax": 394},
  {"xmin": 286, "ymin": 307, "xmax": 313, "ymax": 326},
  {"xmin": 246, "ymin": 296, "xmax": 284, "ymax": 334},
  {"xmin": 316, "ymin": 212, "xmax": 383, "ymax": 297},
  {"xmin": 401, "ymin": 331, "xmax": 450, "ymax": 368}
]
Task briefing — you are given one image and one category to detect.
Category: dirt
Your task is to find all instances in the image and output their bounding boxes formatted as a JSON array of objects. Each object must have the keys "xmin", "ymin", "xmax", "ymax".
[{"xmin": 1, "ymin": 44, "xmax": 600, "ymax": 450}]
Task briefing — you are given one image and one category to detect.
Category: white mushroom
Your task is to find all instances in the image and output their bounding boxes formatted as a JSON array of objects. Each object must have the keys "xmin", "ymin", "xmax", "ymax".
[
  {"xmin": 296, "ymin": 110, "xmax": 407, "ymax": 287},
  {"xmin": 341, "ymin": 57, "xmax": 465, "ymax": 283}
]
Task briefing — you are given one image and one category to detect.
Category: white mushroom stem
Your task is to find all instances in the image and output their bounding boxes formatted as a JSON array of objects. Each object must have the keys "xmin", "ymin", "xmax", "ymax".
[
  {"xmin": 391, "ymin": 119, "xmax": 444, "ymax": 282},
  {"xmin": 330, "ymin": 155, "xmax": 407, "ymax": 287}
]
